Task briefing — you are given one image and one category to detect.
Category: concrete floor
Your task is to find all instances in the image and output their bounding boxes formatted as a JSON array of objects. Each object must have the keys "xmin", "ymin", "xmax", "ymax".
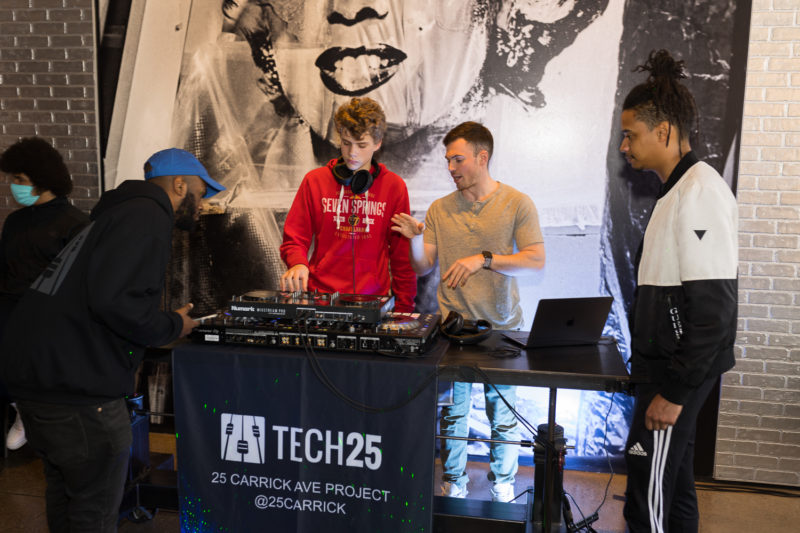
[{"xmin": 1, "ymin": 443, "xmax": 798, "ymax": 532}]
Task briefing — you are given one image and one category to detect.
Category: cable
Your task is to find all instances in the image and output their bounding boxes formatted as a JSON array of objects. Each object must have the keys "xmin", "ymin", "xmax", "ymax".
[
  {"xmin": 592, "ymin": 392, "xmax": 617, "ymax": 514},
  {"xmin": 561, "ymin": 391, "xmax": 617, "ymax": 532},
  {"xmin": 349, "ymin": 195, "xmax": 357, "ymax": 295},
  {"xmin": 297, "ymin": 316, "xmax": 441, "ymax": 414},
  {"xmin": 351, "ymin": 220, "xmax": 357, "ymax": 295},
  {"xmin": 508, "ymin": 487, "xmax": 533, "ymax": 503},
  {"xmin": 564, "ymin": 491, "xmax": 599, "ymax": 532},
  {"xmin": 375, "ymin": 345, "xmax": 429, "ymax": 359},
  {"xmin": 465, "ymin": 368, "xmax": 595, "ymax": 531},
  {"xmin": 288, "ymin": 315, "xmax": 604, "ymax": 464},
  {"xmin": 487, "ymin": 348, "xmax": 522, "ymax": 359},
  {"xmin": 557, "ymin": 391, "xmax": 617, "ymax": 532},
  {"xmin": 468, "ymin": 366, "xmax": 560, "ymax": 456},
  {"xmin": 562, "ymin": 491, "xmax": 575, "ymax": 525}
]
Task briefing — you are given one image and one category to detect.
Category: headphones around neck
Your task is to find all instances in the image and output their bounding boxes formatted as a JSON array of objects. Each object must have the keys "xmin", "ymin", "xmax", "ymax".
[
  {"xmin": 332, "ymin": 158, "xmax": 380, "ymax": 195},
  {"xmin": 440, "ymin": 311, "xmax": 493, "ymax": 345}
]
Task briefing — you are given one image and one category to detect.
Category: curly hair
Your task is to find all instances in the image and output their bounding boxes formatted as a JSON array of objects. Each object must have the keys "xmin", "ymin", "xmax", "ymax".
[
  {"xmin": 622, "ymin": 49, "xmax": 699, "ymax": 146},
  {"xmin": 0, "ymin": 137, "xmax": 73, "ymax": 196},
  {"xmin": 333, "ymin": 97, "xmax": 387, "ymax": 142},
  {"xmin": 442, "ymin": 121, "xmax": 494, "ymax": 160}
]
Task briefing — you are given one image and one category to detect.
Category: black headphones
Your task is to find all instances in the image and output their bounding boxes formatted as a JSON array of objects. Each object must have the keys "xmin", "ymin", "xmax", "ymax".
[
  {"xmin": 332, "ymin": 158, "xmax": 380, "ymax": 195},
  {"xmin": 439, "ymin": 311, "xmax": 493, "ymax": 345}
]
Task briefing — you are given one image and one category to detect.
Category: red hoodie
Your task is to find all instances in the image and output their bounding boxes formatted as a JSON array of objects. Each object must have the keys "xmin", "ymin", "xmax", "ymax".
[{"xmin": 280, "ymin": 159, "xmax": 416, "ymax": 312}]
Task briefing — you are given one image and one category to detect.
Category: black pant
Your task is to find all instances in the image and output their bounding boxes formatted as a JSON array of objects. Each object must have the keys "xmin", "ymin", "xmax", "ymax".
[
  {"xmin": 623, "ymin": 376, "xmax": 717, "ymax": 533},
  {"xmin": 17, "ymin": 398, "xmax": 132, "ymax": 533}
]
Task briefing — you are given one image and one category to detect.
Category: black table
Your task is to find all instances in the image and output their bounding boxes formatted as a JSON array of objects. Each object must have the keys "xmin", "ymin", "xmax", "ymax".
[
  {"xmin": 435, "ymin": 332, "xmax": 630, "ymax": 533},
  {"xmin": 134, "ymin": 333, "xmax": 629, "ymax": 532},
  {"xmin": 437, "ymin": 332, "xmax": 629, "ymax": 391}
]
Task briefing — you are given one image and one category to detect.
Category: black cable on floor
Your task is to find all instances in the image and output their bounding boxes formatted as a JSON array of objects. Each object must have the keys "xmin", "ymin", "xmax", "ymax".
[{"xmin": 563, "ymin": 392, "xmax": 617, "ymax": 532}]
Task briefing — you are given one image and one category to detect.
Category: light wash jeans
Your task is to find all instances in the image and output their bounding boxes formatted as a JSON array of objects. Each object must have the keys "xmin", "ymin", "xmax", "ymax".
[{"xmin": 439, "ymin": 381, "xmax": 519, "ymax": 489}]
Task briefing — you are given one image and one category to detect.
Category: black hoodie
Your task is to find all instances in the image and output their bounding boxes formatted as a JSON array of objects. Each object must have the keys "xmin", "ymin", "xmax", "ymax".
[
  {"xmin": 0, "ymin": 196, "xmax": 89, "ymax": 322},
  {"xmin": 0, "ymin": 180, "xmax": 183, "ymax": 405}
]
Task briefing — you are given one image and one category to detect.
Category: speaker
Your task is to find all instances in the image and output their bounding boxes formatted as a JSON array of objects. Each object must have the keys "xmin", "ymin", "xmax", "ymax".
[
  {"xmin": 332, "ymin": 158, "xmax": 380, "ymax": 195},
  {"xmin": 440, "ymin": 311, "xmax": 493, "ymax": 345}
]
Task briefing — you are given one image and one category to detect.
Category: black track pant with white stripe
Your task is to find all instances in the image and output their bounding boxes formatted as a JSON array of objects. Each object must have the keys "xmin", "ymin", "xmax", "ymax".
[{"xmin": 623, "ymin": 376, "xmax": 717, "ymax": 533}]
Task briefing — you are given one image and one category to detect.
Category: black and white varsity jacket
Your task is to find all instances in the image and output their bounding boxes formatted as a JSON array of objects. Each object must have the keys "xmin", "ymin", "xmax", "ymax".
[{"xmin": 631, "ymin": 152, "xmax": 738, "ymax": 405}]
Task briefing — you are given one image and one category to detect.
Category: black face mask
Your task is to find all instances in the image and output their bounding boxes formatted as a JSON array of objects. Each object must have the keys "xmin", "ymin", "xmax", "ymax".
[{"xmin": 174, "ymin": 193, "xmax": 199, "ymax": 232}]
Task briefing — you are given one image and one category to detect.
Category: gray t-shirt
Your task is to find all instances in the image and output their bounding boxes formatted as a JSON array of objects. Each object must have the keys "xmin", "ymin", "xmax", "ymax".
[{"xmin": 424, "ymin": 182, "xmax": 543, "ymax": 329}]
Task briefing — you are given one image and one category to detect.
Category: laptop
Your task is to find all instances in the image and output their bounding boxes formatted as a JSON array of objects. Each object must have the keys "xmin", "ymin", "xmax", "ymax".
[{"xmin": 502, "ymin": 296, "xmax": 613, "ymax": 348}]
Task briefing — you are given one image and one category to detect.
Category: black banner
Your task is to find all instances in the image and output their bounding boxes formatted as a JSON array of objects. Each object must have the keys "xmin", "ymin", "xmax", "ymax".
[{"xmin": 173, "ymin": 343, "xmax": 439, "ymax": 532}]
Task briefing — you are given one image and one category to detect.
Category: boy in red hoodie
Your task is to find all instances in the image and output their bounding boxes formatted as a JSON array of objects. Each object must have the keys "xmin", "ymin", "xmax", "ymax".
[{"xmin": 279, "ymin": 97, "xmax": 416, "ymax": 312}]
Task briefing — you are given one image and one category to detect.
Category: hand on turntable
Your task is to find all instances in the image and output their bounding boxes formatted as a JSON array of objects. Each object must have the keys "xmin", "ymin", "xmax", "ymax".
[
  {"xmin": 280, "ymin": 264, "xmax": 309, "ymax": 292},
  {"xmin": 442, "ymin": 253, "xmax": 484, "ymax": 289},
  {"xmin": 175, "ymin": 302, "xmax": 199, "ymax": 337}
]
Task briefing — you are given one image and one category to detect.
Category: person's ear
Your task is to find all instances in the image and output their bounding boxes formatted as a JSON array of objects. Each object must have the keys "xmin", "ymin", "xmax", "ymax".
[
  {"xmin": 656, "ymin": 121, "xmax": 670, "ymax": 143},
  {"xmin": 172, "ymin": 176, "xmax": 188, "ymax": 198}
]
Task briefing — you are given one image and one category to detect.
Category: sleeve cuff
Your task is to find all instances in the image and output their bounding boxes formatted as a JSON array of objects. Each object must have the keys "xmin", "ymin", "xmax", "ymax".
[
  {"xmin": 660, "ymin": 380, "xmax": 692, "ymax": 406},
  {"xmin": 283, "ymin": 252, "xmax": 309, "ymax": 269}
]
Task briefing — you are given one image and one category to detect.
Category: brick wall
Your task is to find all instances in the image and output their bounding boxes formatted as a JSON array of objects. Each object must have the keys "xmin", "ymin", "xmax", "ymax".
[
  {"xmin": 715, "ymin": 0, "xmax": 800, "ymax": 486},
  {"xmin": 0, "ymin": 0, "xmax": 100, "ymax": 221}
]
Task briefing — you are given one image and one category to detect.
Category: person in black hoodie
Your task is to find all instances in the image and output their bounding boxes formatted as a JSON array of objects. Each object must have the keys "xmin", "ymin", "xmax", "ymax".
[
  {"xmin": 619, "ymin": 50, "xmax": 738, "ymax": 533},
  {"xmin": 0, "ymin": 148, "xmax": 224, "ymax": 533},
  {"xmin": 0, "ymin": 137, "xmax": 90, "ymax": 451}
]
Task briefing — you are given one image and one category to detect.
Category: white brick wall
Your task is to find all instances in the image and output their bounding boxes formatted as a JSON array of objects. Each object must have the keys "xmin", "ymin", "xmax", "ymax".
[{"xmin": 715, "ymin": 0, "xmax": 800, "ymax": 487}]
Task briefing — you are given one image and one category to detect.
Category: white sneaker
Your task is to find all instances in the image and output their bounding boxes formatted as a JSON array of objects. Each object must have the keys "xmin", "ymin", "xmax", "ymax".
[
  {"xmin": 441, "ymin": 481, "xmax": 468, "ymax": 498},
  {"xmin": 490, "ymin": 483, "xmax": 515, "ymax": 503},
  {"xmin": 6, "ymin": 413, "xmax": 26, "ymax": 450}
]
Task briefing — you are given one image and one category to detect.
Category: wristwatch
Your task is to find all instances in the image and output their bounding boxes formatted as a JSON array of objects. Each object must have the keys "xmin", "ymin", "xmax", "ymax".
[{"xmin": 481, "ymin": 251, "xmax": 493, "ymax": 270}]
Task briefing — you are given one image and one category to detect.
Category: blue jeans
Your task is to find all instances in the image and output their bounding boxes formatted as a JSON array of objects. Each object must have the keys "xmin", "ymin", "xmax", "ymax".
[
  {"xmin": 17, "ymin": 398, "xmax": 132, "ymax": 533},
  {"xmin": 439, "ymin": 382, "xmax": 519, "ymax": 488}
]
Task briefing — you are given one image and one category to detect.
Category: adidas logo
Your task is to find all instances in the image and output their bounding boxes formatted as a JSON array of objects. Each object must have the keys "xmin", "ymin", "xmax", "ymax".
[{"xmin": 628, "ymin": 442, "xmax": 648, "ymax": 457}]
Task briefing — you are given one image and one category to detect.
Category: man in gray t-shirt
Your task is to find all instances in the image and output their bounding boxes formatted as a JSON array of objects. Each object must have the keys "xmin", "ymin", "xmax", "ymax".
[{"xmin": 392, "ymin": 121, "xmax": 545, "ymax": 503}]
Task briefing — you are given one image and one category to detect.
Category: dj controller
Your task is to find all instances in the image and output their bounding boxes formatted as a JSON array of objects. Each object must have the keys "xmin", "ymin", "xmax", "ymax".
[{"xmin": 192, "ymin": 290, "xmax": 441, "ymax": 355}]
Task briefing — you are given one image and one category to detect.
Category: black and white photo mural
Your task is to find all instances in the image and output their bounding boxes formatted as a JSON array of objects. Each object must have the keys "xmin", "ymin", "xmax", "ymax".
[{"xmin": 160, "ymin": 0, "xmax": 750, "ymax": 467}]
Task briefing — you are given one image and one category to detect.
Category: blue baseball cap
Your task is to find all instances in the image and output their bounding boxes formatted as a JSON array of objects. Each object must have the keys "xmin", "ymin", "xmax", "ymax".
[{"xmin": 144, "ymin": 148, "xmax": 225, "ymax": 198}]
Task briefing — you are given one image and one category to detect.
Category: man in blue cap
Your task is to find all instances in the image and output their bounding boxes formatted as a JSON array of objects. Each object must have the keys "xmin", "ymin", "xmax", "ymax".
[
  {"xmin": 143, "ymin": 147, "xmax": 226, "ymax": 230},
  {"xmin": 0, "ymin": 148, "xmax": 224, "ymax": 533}
]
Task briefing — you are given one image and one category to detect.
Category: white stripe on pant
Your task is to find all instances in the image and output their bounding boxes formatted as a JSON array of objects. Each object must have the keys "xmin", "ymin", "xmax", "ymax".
[{"xmin": 648, "ymin": 426, "xmax": 673, "ymax": 533}]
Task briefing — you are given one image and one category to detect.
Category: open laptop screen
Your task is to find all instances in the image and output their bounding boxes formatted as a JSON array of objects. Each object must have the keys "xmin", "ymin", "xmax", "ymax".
[{"xmin": 502, "ymin": 296, "xmax": 613, "ymax": 348}]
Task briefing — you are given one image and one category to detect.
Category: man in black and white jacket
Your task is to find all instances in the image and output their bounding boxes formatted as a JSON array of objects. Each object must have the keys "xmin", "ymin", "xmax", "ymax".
[{"xmin": 618, "ymin": 50, "xmax": 738, "ymax": 533}]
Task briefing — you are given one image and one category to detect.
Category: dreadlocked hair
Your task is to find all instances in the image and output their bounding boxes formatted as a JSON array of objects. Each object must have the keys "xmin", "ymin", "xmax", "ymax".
[{"xmin": 623, "ymin": 49, "xmax": 698, "ymax": 150}]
